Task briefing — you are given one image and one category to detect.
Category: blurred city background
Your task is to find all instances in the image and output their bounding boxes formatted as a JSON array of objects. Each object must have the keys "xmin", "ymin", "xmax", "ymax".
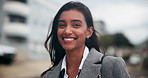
[{"xmin": 0, "ymin": 0, "xmax": 148, "ymax": 78}]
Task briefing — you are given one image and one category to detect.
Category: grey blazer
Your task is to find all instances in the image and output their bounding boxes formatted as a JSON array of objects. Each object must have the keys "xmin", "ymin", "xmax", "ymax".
[{"xmin": 41, "ymin": 48, "xmax": 131, "ymax": 78}]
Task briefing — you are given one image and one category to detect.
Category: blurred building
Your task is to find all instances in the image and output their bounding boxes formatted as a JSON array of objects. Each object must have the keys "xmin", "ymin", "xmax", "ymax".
[
  {"xmin": 138, "ymin": 38, "xmax": 148, "ymax": 57},
  {"xmin": 1, "ymin": 0, "xmax": 30, "ymax": 51},
  {"xmin": 0, "ymin": 0, "xmax": 5, "ymax": 38},
  {"xmin": 0, "ymin": 0, "xmax": 60, "ymax": 60},
  {"xmin": 27, "ymin": 0, "xmax": 60, "ymax": 59},
  {"xmin": 94, "ymin": 20, "xmax": 107, "ymax": 35}
]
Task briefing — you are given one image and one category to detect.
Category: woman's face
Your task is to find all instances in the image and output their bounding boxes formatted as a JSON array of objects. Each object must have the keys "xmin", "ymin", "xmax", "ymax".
[{"xmin": 57, "ymin": 10, "xmax": 93, "ymax": 52}]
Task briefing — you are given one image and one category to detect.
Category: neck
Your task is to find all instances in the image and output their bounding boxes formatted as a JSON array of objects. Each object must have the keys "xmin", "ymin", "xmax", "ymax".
[{"xmin": 65, "ymin": 45, "xmax": 85, "ymax": 70}]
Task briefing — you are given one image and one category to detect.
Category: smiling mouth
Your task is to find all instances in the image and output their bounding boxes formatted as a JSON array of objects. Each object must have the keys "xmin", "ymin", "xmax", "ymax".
[{"xmin": 62, "ymin": 37, "xmax": 78, "ymax": 42}]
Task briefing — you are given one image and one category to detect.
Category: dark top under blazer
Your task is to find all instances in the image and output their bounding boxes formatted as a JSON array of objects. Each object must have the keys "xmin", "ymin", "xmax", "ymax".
[{"xmin": 41, "ymin": 48, "xmax": 131, "ymax": 78}]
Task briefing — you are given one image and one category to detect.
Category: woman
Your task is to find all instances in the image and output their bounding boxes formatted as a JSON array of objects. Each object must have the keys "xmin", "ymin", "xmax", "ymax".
[{"xmin": 41, "ymin": 1, "xmax": 131, "ymax": 78}]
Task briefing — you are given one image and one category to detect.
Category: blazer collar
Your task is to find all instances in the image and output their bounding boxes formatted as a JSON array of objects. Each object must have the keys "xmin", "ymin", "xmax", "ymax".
[
  {"xmin": 46, "ymin": 48, "xmax": 103, "ymax": 78},
  {"xmin": 78, "ymin": 48, "xmax": 104, "ymax": 78}
]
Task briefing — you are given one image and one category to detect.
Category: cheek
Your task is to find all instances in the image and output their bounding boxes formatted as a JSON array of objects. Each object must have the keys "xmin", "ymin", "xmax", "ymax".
[{"xmin": 76, "ymin": 30, "xmax": 87, "ymax": 40}]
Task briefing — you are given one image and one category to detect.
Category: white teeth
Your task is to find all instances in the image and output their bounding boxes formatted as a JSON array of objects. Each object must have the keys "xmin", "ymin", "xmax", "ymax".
[{"xmin": 64, "ymin": 38, "xmax": 74, "ymax": 41}]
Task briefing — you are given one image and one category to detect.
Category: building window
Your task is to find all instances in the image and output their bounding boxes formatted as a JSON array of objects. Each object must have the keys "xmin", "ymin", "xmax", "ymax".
[
  {"xmin": 8, "ymin": 14, "xmax": 26, "ymax": 23},
  {"xmin": 7, "ymin": 0, "xmax": 27, "ymax": 3},
  {"xmin": 6, "ymin": 35, "xmax": 27, "ymax": 43}
]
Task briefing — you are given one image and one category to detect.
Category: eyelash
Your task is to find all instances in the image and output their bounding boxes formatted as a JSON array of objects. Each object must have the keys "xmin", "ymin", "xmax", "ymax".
[
  {"xmin": 73, "ymin": 24, "xmax": 81, "ymax": 28},
  {"xmin": 58, "ymin": 24, "xmax": 66, "ymax": 28},
  {"xmin": 58, "ymin": 23, "xmax": 81, "ymax": 28}
]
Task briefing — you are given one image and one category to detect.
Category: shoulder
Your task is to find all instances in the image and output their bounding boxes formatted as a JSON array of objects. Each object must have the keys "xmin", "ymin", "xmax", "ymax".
[
  {"xmin": 102, "ymin": 56, "xmax": 126, "ymax": 71},
  {"xmin": 103, "ymin": 56, "xmax": 126, "ymax": 67},
  {"xmin": 41, "ymin": 67, "xmax": 54, "ymax": 78},
  {"xmin": 41, "ymin": 61, "xmax": 62, "ymax": 78},
  {"xmin": 101, "ymin": 56, "xmax": 131, "ymax": 78}
]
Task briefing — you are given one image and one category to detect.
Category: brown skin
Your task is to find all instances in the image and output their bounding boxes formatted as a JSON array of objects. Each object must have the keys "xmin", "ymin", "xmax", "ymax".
[{"xmin": 57, "ymin": 10, "xmax": 93, "ymax": 78}]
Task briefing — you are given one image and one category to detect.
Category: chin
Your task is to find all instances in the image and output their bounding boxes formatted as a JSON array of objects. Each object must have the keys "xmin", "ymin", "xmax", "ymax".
[{"xmin": 62, "ymin": 46, "xmax": 75, "ymax": 51}]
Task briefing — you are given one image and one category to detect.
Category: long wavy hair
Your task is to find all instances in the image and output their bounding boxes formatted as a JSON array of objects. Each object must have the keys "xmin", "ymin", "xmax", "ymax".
[{"xmin": 44, "ymin": 1, "xmax": 103, "ymax": 68}]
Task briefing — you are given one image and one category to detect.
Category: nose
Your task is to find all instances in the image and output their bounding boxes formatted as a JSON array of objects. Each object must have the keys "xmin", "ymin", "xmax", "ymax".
[{"xmin": 64, "ymin": 25, "xmax": 72, "ymax": 35}]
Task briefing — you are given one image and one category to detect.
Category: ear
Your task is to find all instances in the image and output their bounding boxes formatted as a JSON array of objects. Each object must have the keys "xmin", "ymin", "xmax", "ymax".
[{"xmin": 86, "ymin": 26, "xmax": 93, "ymax": 38}]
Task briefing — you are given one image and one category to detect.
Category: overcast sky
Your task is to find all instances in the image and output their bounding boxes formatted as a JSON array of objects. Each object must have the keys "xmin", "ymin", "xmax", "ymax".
[{"xmin": 56, "ymin": 0, "xmax": 148, "ymax": 45}]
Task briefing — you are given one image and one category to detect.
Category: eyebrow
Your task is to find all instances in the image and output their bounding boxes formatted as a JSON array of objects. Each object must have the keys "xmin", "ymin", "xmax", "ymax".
[
  {"xmin": 58, "ymin": 20, "xmax": 82, "ymax": 23},
  {"xmin": 58, "ymin": 20, "xmax": 65, "ymax": 22},
  {"xmin": 71, "ymin": 20, "xmax": 82, "ymax": 23}
]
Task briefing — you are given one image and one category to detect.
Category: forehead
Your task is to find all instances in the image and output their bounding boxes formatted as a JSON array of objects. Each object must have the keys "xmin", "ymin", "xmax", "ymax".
[{"xmin": 59, "ymin": 10, "xmax": 85, "ymax": 21}]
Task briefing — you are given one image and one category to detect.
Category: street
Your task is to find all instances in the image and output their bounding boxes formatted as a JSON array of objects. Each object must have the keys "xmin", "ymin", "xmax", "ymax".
[
  {"xmin": 0, "ymin": 51, "xmax": 148, "ymax": 78},
  {"xmin": 127, "ymin": 63, "xmax": 148, "ymax": 78},
  {"xmin": 0, "ymin": 51, "xmax": 51, "ymax": 78},
  {"xmin": 0, "ymin": 60, "xmax": 51, "ymax": 78}
]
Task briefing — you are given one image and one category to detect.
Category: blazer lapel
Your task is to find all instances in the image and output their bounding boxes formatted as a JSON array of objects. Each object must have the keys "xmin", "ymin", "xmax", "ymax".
[
  {"xmin": 44, "ymin": 61, "xmax": 62, "ymax": 78},
  {"xmin": 78, "ymin": 48, "xmax": 104, "ymax": 78}
]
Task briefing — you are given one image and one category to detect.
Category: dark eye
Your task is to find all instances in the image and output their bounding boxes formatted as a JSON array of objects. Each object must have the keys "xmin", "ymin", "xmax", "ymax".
[
  {"xmin": 58, "ymin": 23, "xmax": 66, "ymax": 28},
  {"xmin": 73, "ymin": 23, "xmax": 81, "ymax": 28}
]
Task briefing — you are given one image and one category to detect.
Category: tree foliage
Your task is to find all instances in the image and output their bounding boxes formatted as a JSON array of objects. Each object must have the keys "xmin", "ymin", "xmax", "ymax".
[{"xmin": 103, "ymin": 33, "xmax": 134, "ymax": 48}]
